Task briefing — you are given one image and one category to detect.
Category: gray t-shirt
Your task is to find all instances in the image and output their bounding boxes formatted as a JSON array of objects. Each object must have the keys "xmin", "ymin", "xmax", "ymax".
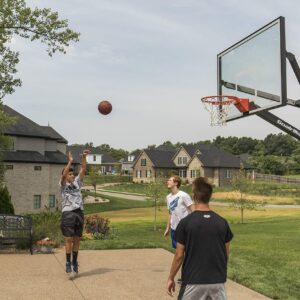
[{"xmin": 59, "ymin": 175, "xmax": 83, "ymax": 212}]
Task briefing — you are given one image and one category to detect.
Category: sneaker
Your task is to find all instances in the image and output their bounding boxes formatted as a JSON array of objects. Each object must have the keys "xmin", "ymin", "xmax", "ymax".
[
  {"xmin": 72, "ymin": 262, "xmax": 79, "ymax": 274},
  {"xmin": 66, "ymin": 262, "xmax": 72, "ymax": 274}
]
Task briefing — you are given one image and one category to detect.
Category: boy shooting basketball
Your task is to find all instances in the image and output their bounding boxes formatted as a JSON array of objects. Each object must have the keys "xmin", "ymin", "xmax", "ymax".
[{"xmin": 59, "ymin": 149, "xmax": 90, "ymax": 278}]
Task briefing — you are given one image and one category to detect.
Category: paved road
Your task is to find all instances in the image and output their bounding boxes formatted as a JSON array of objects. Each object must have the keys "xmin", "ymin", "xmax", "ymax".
[{"xmin": 0, "ymin": 249, "xmax": 271, "ymax": 300}]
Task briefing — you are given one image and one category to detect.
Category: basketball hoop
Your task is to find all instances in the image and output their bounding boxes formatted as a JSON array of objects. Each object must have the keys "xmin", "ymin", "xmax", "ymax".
[{"xmin": 201, "ymin": 95, "xmax": 249, "ymax": 126}]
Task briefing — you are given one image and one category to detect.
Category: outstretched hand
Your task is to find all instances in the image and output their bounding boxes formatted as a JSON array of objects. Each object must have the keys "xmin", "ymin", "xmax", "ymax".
[
  {"xmin": 82, "ymin": 149, "xmax": 90, "ymax": 157},
  {"xmin": 68, "ymin": 151, "xmax": 73, "ymax": 163}
]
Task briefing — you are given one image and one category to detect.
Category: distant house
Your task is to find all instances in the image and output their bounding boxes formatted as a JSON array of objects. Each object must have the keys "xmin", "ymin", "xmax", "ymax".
[
  {"xmin": 133, "ymin": 144, "xmax": 252, "ymax": 186},
  {"xmin": 3, "ymin": 105, "xmax": 78, "ymax": 214},
  {"xmin": 132, "ymin": 149, "xmax": 177, "ymax": 183},
  {"xmin": 120, "ymin": 150, "xmax": 141, "ymax": 175},
  {"xmin": 67, "ymin": 145, "xmax": 121, "ymax": 174},
  {"xmin": 184, "ymin": 145, "xmax": 252, "ymax": 186}
]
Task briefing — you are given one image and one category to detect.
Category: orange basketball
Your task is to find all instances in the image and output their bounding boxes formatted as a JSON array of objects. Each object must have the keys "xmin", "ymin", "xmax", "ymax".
[{"xmin": 98, "ymin": 100, "xmax": 112, "ymax": 115}]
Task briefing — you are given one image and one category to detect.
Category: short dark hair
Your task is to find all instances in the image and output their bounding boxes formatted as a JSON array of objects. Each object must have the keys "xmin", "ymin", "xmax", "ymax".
[
  {"xmin": 172, "ymin": 175, "xmax": 181, "ymax": 188},
  {"xmin": 192, "ymin": 177, "xmax": 212, "ymax": 204},
  {"xmin": 61, "ymin": 167, "xmax": 74, "ymax": 175}
]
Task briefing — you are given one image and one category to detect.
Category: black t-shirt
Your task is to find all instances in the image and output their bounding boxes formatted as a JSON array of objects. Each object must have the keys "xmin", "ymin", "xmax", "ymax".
[{"xmin": 175, "ymin": 210, "xmax": 233, "ymax": 284}]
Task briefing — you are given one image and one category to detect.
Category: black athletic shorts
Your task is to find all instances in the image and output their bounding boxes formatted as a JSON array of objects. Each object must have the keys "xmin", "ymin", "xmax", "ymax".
[{"xmin": 61, "ymin": 208, "xmax": 84, "ymax": 237}]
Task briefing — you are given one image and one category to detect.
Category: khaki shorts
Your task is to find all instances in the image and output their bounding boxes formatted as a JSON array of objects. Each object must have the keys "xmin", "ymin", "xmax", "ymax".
[{"xmin": 178, "ymin": 283, "xmax": 227, "ymax": 300}]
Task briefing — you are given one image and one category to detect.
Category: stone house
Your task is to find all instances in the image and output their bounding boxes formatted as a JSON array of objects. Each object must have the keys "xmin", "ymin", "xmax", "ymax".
[
  {"xmin": 132, "ymin": 149, "xmax": 177, "ymax": 183},
  {"xmin": 133, "ymin": 144, "xmax": 252, "ymax": 186},
  {"xmin": 3, "ymin": 105, "xmax": 79, "ymax": 214}
]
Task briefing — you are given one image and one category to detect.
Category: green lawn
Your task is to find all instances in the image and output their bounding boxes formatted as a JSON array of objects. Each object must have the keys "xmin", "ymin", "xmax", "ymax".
[
  {"xmin": 82, "ymin": 205, "xmax": 300, "ymax": 300},
  {"xmin": 83, "ymin": 192, "xmax": 153, "ymax": 215}
]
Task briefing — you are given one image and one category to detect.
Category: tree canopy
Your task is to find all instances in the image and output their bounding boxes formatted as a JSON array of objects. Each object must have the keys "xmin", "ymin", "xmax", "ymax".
[{"xmin": 0, "ymin": 0, "xmax": 80, "ymax": 100}]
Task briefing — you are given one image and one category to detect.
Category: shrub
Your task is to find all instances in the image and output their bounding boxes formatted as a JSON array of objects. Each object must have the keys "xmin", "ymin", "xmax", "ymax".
[
  {"xmin": 0, "ymin": 186, "xmax": 14, "ymax": 214},
  {"xmin": 30, "ymin": 211, "xmax": 63, "ymax": 247},
  {"xmin": 85, "ymin": 214, "xmax": 110, "ymax": 237}
]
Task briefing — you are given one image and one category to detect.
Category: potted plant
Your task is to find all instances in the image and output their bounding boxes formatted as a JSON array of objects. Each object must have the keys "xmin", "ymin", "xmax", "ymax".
[{"xmin": 36, "ymin": 238, "xmax": 55, "ymax": 254}]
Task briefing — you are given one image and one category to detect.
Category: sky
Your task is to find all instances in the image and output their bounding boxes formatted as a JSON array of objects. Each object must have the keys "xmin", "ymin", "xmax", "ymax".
[{"xmin": 5, "ymin": 0, "xmax": 300, "ymax": 151}]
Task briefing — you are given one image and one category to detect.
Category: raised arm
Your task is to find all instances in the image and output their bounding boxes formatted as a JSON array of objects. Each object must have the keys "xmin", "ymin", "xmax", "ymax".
[
  {"xmin": 61, "ymin": 151, "xmax": 74, "ymax": 185},
  {"xmin": 79, "ymin": 150, "xmax": 90, "ymax": 180}
]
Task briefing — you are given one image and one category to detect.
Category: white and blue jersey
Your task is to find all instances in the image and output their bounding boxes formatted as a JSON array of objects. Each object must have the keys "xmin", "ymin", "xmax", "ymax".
[{"xmin": 167, "ymin": 190, "xmax": 193, "ymax": 230}]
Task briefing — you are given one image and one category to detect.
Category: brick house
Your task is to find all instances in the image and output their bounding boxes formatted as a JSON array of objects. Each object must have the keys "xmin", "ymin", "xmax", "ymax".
[
  {"xmin": 3, "ymin": 105, "xmax": 79, "ymax": 214},
  {"xmin": 132, "ymin": 149, "xmax": 177, "ymax": 183},
  {"xmin": 133, "ymin": 144, "xmax": 252, "ymax": 186}
]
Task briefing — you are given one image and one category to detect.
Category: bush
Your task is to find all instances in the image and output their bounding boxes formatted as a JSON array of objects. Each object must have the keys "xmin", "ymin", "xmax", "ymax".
[
  {"xmin": 85, "ymin": 214, "xmax": 110, "ymax": 238},
  {"xmin": 0, "ymin": 186, "xmax": 14, "ymax": 214},
  {"xmin": 30, "ymin": 211, "xmax": 63, "ymax": 247}
]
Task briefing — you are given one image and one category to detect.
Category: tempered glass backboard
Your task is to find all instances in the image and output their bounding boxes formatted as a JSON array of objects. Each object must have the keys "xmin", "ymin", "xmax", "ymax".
[{"xmin": 218, "ymin": 16, "xmax": 287, "ymax": 122}]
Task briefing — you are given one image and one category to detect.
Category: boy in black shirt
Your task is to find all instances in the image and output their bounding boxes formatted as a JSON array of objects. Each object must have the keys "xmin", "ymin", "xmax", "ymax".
[{"xmin": 167, "ymin": 177, "xmax": 233, "ymax": 300}]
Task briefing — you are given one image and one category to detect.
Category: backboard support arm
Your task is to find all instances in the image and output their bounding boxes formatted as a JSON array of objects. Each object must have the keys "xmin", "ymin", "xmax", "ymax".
[
  {"xmin": 286, "ymin": 52, "xmax": 300, "ymax": 85},
  {"xmin": 256, "ymin": 109, "xmax": 300, "ymax": 140}
]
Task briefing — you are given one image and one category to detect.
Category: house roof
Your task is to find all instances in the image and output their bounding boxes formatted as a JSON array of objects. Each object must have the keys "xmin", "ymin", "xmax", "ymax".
[
  {"xmin": 3, "ymin": 150, "xmax": 69, "ymax": 164},
  {"xmin": 3, "ymin": 105, "xmax": 68, "ymax": 142},
  {"xmin": 122, "ymin": 150, "xmax": 141, "ymax": 163},
  {"xmin": 189, "ymin": 145, "xmax": 253, "ymax": 168},
  {"xmin": 67, "ymin": 145, "xmax": 119, "ymax": 164},
  {"xmin": 144, "ymin": 149, "xmax": 177, "ymax": 168}
]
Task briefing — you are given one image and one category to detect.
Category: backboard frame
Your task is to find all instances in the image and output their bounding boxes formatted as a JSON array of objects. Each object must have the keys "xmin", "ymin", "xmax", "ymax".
[{"xmin": 217, "ymin": 16, "xmax": 287, "ymax": 122}]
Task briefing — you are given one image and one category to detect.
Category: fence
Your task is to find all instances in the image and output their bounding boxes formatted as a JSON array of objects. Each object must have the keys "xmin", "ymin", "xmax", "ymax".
[{"xmin": 254, "ymin": 172, "xmax": 300, "ymax": 184}]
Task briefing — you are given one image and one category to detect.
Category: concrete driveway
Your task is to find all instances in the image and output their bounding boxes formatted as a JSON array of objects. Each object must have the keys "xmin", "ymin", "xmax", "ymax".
[{"xmin": 0, "ymin": 248, "xmax": 271, "ymax": 300}]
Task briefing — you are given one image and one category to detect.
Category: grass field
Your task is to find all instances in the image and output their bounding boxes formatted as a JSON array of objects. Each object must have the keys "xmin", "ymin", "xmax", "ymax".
[
  {"xmin": 101, "ymin": 182, "xmax": 300, "ymax": 205},
  {"xmin": 82, "ymin": 204, "xmax": 300, "ymax": 300}
]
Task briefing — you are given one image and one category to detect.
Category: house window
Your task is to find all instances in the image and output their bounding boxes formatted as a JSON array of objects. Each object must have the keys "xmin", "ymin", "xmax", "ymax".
[
  {"xmin": 146, "ymin": 170, "xmax": 152, "ymax": 178},
  {"xmin": 178, "ymin": 157, "xmax": 187, "ymax": 165},
  {"xmin": 179, "ymin": 170, "xmax": 187, "ymax": 178},
  {"xmin": 48, "ymin": 195, "xmax": 56, "ymax": 208},
  {"xmin": 33, "ymin": 195, "xmax": 41, "ymax": 209},
  {"xmin": 226, "ymin": 169, "xmax": 232, "ymax": 179},
  {"xmin": 190, "ymin": 170, "xmax": 197, "ymax": 178},
  {"xmin": 34, "ymin": 166, "xmax": 42, "ymax": 171},
  {"xmin": 141, "ymin": 159, "xmax": 146, "ymax": 166},
  {"xmin": 93, "ymin": 155, "xmax": 96, "ymax": 162},
  {"xmin": 5, "ymin": 165, "xmax": 13, "ymax": 170},
  {"xmin": 136, "ymin": 170, "xmax": 141, "ymax": 178}
]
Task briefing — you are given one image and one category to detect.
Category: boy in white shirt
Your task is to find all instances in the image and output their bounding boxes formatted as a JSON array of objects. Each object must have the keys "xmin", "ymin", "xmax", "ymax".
[{"xmin": 164, "ymin": 176, "xmax": 193, "ymax": 249}]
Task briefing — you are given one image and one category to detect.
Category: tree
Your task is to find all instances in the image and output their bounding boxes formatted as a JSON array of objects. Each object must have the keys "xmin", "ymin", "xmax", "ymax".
[
  {"xmin": 0, "ymin": 102, "xmax": 15, "ymax": 183},
  {"xmin": 146, "ymin": 178, "xmax": 168, "ymax": 231},
  {"xmin": 0, "ymin": 185, "xmax": 14, "ymax": 214},
  {"xmin": 230, "ymin": 165, "xmax": 264, "ymax": 224},
  {"xmin": 0, "ymin": 0, "xmax": 79, "ymax": 183},
  {"xmin": 263, "ymin": 133, "xmax": 298, "ymax": 156},
  {"xmin": 88, "ymin": 167, "xmax": 99, "ymax": 196},
  {"xmin": 0, "ymin": 0, "xmax": 80, "ymax": 100}
]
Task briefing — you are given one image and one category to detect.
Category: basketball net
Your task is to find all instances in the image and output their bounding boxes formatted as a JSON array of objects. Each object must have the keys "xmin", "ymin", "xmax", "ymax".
[{"xmin": 201, "ymin": 96, "xmax": 249, "ymax": 126}]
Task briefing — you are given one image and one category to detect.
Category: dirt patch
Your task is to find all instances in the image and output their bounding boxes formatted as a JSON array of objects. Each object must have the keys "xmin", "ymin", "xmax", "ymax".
[{"xmin": 84, "ymin": 195, "xmax": 110, "ymax": 204}]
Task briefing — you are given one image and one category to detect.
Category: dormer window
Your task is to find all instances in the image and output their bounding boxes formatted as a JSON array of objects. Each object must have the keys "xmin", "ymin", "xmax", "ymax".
[{"xmin": 141, "ymin": 158, "xmax": 146, "ymax": 166}]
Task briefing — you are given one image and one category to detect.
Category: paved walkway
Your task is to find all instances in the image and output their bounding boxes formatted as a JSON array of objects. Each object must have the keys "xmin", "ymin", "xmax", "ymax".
[{"xmin": 0, "ymin": 249, "xmax": 271, "ymax": 300}]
